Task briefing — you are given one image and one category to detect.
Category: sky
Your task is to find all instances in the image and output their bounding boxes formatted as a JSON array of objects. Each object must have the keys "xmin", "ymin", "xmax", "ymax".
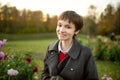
[{"xmin": 0, "ymin": 0, "xmax": 120, "ymax": 16}]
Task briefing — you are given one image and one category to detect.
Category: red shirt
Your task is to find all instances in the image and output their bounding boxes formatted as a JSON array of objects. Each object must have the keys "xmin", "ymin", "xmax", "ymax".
[{"xmin": 58, "ymin": 51, "xmax": 68, "ymax": 63}]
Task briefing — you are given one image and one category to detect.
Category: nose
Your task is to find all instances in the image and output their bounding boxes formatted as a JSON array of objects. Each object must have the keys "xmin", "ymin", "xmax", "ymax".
[{"xmin": 59, "ymin": 26, "xmax": 65, "ymax": 32}]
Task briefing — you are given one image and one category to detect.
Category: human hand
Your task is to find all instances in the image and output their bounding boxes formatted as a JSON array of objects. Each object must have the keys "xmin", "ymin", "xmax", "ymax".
[{"xmin": 50, "ymin": 76, "xmax": 64, "ymax": 80}]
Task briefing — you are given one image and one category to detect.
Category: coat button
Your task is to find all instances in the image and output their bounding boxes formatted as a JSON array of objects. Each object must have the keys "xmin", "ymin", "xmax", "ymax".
[
  {"xmin": 70, "ymin": 68, "xmax": 74, "ymax": 71},
  {"xmin": 51, "ymin": 52, "xmax": 54, "ymax": 54}
]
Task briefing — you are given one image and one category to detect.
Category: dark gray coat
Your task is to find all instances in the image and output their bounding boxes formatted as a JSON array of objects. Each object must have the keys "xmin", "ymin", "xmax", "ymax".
[{"xmin": 41, "ymin": 39, "xmax": 98, "ymax": 80}]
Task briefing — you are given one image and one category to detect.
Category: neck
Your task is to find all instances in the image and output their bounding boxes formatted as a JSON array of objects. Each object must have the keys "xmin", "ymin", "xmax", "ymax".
[{"xmin": 61, "ymin": 39, "xmax": 73, "ymax": 51}]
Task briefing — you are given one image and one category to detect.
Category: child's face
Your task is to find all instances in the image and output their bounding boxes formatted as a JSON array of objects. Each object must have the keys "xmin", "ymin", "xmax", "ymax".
[{"xmin": 56, "ymin": 19, "xmax": 79, "ymax": 41}]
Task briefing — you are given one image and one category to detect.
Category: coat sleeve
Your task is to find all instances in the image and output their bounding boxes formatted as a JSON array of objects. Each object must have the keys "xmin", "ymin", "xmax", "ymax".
[
  {"xmin": 41, "ymin": 46, "xmax": 51, "ymax": 80},
  {"xmin": 84, "ymin": 47, "xmax": 99, "ymax": 80}
]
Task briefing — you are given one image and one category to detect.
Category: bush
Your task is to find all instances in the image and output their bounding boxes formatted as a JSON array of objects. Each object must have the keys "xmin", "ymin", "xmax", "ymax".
[
  {"xmin": 0, "ymin": 39, "xmax": 39, "ymax": 80},
  {"xmin": 116, "ymin": 35, "xmax": 120, "ymax": 41},
  {"xmin": 94, "ymin": 36, "xmax": 120, "ymax": 62}
]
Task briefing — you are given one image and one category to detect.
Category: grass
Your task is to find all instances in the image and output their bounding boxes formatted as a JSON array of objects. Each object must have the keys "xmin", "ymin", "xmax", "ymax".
[
  {"xmin": 0, "ymin": 33, "xmax": 57, "ymax": 41},
  {"xmin": 3, "ymin": 39, "xmax": 57, "ymax": 54},
  {"xmin": 1, "ymin": 34, "xmax": 120, "ymax": 80},
  {"xmin": 96, "ymin": 61, "xmax": 120, "ymax": 80}
]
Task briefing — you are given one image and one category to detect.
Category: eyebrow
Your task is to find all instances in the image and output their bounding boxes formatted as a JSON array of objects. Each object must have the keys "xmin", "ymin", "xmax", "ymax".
[{"xmin": 58, "ymin": 21, "xmax": 70, "ymax": 24}]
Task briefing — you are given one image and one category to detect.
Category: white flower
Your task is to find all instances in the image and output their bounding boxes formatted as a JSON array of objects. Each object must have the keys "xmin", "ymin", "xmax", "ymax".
[
  {"xmin": 101, "ymin": 76, "xmax": 106, "ymax": 80},
  {"xmin": 7, "ymin": 68, "xmax": 19, "ymax": 76}
]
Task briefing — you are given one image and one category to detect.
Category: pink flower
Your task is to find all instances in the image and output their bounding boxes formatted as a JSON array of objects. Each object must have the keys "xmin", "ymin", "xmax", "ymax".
[
  {"xmin": 7, "ymin": 68, "xmax": 19, "ymax": 76},
  {"xmin": 107, "ymin": 77, "xmax": 112, "ymax": 80},
  {"xmin": 101, "ymin": 74, "xmax": 112, "ymax": 80},
  {"xmin": 0, "ymin": 51, "xmax": 5, "ymax": 61},
  {"xmin": 25, "ymin": 58, "xmax": 31, "ymax": 63},
  {"xmin": 33, "ymin": 66, "xmax": 38, "ymax": 72},
  {"xmin": 0, "ymin": 39, "xmax": 7, "ymax": 49}
]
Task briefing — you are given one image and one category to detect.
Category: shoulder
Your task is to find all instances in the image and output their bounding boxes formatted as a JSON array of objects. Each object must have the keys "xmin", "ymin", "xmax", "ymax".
[
  {"xmin": 47, "ymin": 40, "xmax": 59, "ymax": 51},
  {"xmin": 69, "ymin": 39, "xmax": 92, "ymax": 59},
  {"xmin": 82, "ymin": 45, "xmax": 91, "ymax": 54},
  {"xmin": 76, "ymin": 40, "xmax": 92, "ymax": 57},
  {"xmin": 44, "ymin": 40, "xmax": 59, "ymax": 60},
  {"xmin": 75, "ymin": 39, "xmax": 91, "ymax": 53}
]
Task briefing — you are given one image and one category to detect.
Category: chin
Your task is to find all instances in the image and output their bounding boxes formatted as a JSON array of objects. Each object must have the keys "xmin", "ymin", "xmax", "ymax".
[{"xmin": 58, "ymin": 38, "xmax": 66, "ymax": 41}]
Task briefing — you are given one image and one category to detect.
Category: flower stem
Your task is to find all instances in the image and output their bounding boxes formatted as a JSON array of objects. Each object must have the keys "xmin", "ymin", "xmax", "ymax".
[{"xmin": 9, "ymin": 76, "xmax": 10, "ymax": 80}]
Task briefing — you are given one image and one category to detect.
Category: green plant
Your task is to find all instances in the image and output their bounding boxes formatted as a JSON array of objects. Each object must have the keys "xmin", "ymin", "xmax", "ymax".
[
  {"xmin": 94, "ymin": 37, "xmax": 107, "ymax": 60},
  {"xmin": 94, "ymin": 36, "xmax": 120, "ymax": 62},
  {"xmin": 106, "ymin": 41, "xmax": 120, "ymax": 62},
  {"xmin": 116, "ymin": 35, "xmax": 120, "ymax": 41},
  {"xmin": 0, "ymin": 39, "xmax": 39, "ymax": 80}
]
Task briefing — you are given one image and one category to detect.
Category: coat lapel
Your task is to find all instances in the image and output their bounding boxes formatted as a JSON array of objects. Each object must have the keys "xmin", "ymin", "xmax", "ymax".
[
  {"xmin": 57, "ymin": 56, "xmax": 70, "ymax": 73},
  {"xmin": 68, "ymin": 39, "xmax": 82, "ymax": 59},
  {"xmin": 45, "ymin": 51, "xmax": 58, "ymax": 76},
  {"xmin": 45, "ymin": 40, "xmax": 59, "ymax": 76},
  {"xmin": 59, "ymin": 39, "xmax": 83, "ymax": 75}
]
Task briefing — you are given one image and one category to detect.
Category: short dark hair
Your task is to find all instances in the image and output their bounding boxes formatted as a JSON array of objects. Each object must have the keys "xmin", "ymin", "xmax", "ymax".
[{"xmin": 58, "ymin": 10, "xmax": 83, "ymax": 31}]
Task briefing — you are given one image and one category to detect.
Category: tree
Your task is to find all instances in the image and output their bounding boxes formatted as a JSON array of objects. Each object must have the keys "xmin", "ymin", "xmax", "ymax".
[
  {"xmin": 82, "ymin": 5, "xmax": 98, "ymax": 36},
  {"xmin": 0, "ymin": 3, "xmax": 57, "ymax": 34},
  {"xmin": 45, "ymin": 14, "xmax": 50, "ymax": 32},
  {"xmin": 113, "ymin": 3, "xmax": 120, "ymax": 34},
  {"xmin": 48, "ymin": 15, "xmax": 57, "ymax": 32},
  {"xmin": 97, "ymin": 4, "xmax": 120, "ymax": 35}
]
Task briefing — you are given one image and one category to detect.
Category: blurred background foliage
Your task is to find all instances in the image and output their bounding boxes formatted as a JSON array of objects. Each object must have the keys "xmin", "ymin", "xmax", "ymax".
[{"xmin": 0, "ymin": 3, "xmax": 120, "ymax": 36}]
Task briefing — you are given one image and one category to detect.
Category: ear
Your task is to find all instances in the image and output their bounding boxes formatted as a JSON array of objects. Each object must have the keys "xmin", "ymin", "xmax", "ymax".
[{"xmin": 75, "ymin": 30, "xmax": 80, "ymax": 35}]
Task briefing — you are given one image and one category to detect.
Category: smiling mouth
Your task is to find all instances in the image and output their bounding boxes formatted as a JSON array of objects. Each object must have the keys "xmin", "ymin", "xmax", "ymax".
[{"xmin": 59, "ymin": 34, "xmax": 66, "ymax": 37}]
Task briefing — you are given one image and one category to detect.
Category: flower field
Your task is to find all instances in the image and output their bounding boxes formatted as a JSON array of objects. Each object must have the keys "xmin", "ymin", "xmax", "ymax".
[{"xmin": 0, "ymin": 39, "xmax": 39, "ymax": 80}]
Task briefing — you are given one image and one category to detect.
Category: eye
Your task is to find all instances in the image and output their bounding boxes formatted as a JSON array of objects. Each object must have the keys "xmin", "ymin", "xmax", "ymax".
[
  {"xmin": 66, "ymin": 25, "xmax": 71, "ymax": 29},
  {"xmin": 57, "ymin": 23, "xmax": 62, "ymax": 27}
]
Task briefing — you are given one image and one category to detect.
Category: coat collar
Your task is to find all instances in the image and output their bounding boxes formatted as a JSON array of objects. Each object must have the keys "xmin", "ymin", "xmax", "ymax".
[
  {"xmin": 68, "ymin": 39, "xmax": 82, "ymax": 59},
  {"xmin": 48, "ymin": 40, "xmax": 59, "ymax": 52},
  {"xmin": 48, "ymin": 39, "xmax": 83, "ymax": 59}
]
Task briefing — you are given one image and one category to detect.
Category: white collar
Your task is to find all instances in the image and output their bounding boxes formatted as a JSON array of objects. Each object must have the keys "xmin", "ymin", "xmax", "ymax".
[{"xmin": 58, "ymin": 41, "xmax": 72, "ymax": 54}]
